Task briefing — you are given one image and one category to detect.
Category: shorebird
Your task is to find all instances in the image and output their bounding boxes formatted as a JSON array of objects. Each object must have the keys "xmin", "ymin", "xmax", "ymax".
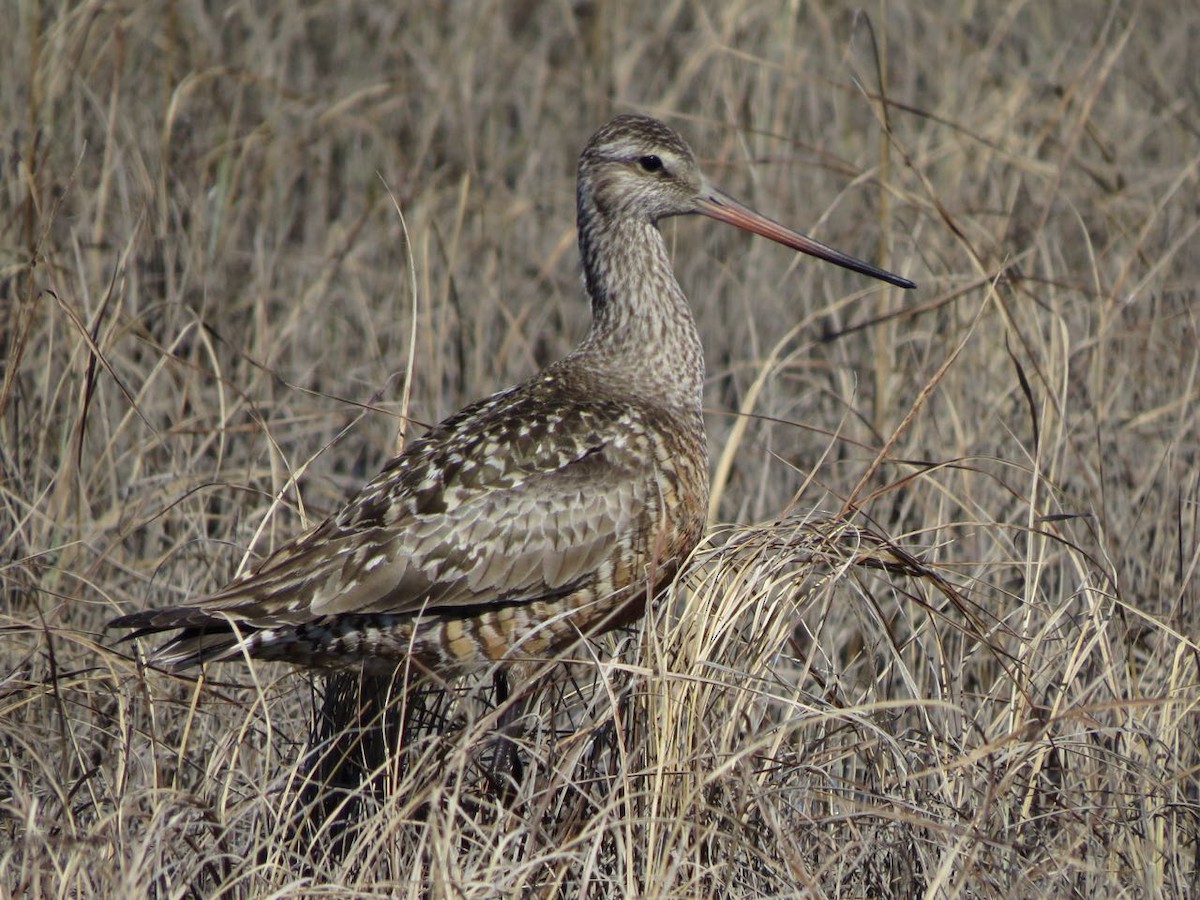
[{"xmin": 111, "ymin": 114, "xmax": 914, "ymax": 674}]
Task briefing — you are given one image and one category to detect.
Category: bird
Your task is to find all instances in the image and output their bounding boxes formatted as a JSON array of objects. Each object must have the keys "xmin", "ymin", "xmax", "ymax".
[{"xmin": 110, "ymin": 114, "xmax": 915, "ymax": 675}]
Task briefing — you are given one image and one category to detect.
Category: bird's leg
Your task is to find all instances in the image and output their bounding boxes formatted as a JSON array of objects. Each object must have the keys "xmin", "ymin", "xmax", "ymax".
[
  {"xmin": 485, "ymin": 667, "xmax": 526, "ymax": 796},
  {"xmin": 292, "ymin": 666, "xmax": 415, "ymax": 862}
]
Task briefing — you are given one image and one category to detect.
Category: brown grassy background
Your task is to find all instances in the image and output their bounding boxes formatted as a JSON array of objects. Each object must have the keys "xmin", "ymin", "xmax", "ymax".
[{"xmin": 2, "ymin": 0, "xmax": 1197, "ymax": 896}]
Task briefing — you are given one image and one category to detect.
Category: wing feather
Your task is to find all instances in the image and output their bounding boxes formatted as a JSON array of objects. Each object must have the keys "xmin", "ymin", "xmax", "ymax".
[{"xmin": 171, "ymin": 392, "xmax": 655, "ymax": 630}]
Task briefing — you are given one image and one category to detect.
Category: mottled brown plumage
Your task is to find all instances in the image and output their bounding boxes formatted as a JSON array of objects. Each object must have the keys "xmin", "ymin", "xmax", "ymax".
[{"xmin": 110, "ymin": 114, "xmax": 914, "ymax": 673}]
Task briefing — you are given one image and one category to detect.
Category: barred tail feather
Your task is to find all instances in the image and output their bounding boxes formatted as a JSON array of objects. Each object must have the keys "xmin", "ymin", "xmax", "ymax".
[
  {"xmin": 109, "ymin": 608, "xmax": 262, "ymax": 671},
  {"xmin": 110, "ymin": 608, "xmax": 426, "ymax": 673}
]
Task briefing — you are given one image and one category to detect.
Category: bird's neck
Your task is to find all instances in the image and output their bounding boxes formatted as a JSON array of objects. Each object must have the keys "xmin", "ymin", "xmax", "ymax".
[{"xmin": 574, "ymin": 210, "xmax": 705, "ymax": 414}]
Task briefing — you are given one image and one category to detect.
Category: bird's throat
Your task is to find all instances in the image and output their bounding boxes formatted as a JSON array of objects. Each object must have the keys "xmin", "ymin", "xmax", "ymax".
[{"xmin": 575, "ymin": 215, "xmax": 705, "ymax": 412}]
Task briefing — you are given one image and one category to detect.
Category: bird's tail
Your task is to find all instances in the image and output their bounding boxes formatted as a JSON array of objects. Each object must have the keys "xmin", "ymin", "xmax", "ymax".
[{"xmin": 108, "ymin": 608, "xmax": 258, "ymax": 670}]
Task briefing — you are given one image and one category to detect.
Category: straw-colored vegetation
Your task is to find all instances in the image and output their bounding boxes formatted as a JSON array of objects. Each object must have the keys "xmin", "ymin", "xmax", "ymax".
[{"xmin": 2, "ymin": 1, "xmax": 1196, "ymax": 896}]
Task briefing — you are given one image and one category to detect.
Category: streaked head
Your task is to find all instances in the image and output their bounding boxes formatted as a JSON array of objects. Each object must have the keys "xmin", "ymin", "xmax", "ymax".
[{"xmin": 578, "ymin": 114, "xmax": 915, "ymax": 290}]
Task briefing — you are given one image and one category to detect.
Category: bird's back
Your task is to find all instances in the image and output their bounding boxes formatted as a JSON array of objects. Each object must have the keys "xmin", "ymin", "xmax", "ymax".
[{"xmin": 113, "ymin": 357, "xmax": 708, "ymax": 672}]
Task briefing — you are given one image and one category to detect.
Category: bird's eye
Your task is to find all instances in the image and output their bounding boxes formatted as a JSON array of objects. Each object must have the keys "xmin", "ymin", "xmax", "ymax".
[{"xmin": 637, "ymin": 155, "xmax": 664, "ymax": 173}]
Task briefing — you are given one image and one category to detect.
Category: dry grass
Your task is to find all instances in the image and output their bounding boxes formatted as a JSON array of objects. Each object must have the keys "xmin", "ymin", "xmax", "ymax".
[{"xmin": 2, "ymin": 1, "xmax": 1197, "ymax": 896}]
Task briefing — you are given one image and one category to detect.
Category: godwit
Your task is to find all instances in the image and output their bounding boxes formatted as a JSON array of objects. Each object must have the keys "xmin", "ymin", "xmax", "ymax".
[{"xmin": 111, "ymin": 114, "xmax": 914, "ymax": 673}]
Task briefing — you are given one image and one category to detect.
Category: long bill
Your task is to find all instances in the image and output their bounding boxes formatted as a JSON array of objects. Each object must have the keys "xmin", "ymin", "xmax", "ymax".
[{"xmin": 694, "ymin": 186, "xmax": 916, "ymax": 290}]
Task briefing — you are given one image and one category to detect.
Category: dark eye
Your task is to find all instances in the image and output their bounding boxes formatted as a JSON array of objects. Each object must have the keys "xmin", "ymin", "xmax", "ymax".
[{"xmin": 637, "ymin": 155, "xmax": 664, "ymax": 173}]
